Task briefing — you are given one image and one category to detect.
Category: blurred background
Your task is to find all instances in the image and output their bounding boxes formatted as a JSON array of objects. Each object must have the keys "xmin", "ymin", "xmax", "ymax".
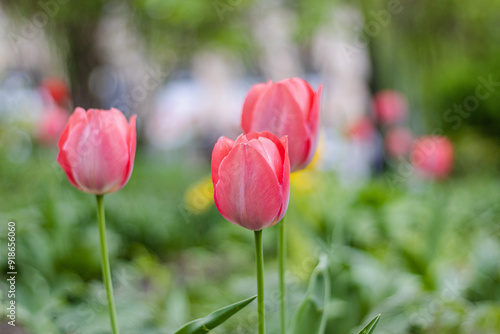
[{"xmin": 0, "ymin": 0, "xmax": 500, "ymax": 333}]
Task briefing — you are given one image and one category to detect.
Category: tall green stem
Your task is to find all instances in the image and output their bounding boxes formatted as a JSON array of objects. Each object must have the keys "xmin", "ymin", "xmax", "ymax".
[
  {"xmin": 96, "ymin": 195, "xmax": 120, "ymax": 334},
  {"xmin": 278, "ymin": 218, "xmax": 286, "ymax": 334},
  {"xmin": 254, "ymin": 230, "xmax": 265, "ymax": 334}
]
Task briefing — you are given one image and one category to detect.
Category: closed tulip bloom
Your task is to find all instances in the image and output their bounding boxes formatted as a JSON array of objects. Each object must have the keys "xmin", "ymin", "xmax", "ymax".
[
  {"xmin": 241, "ymin": 78, "xmax": 322, "ymax": 171},
  {"xmin": 57, "ymin": 107, "xmax": 137, "ymax": 194},
  {"xmin": 411, "ymin": 136, "xmax": 453, "ymax": 179},
  {"xmin": 212, "ymin": 131, "xmax": 290, "ymax": 231}
]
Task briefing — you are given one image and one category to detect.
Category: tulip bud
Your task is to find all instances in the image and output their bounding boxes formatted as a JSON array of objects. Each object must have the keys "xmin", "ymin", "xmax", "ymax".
[
  {"xmin": 57, "ymin": 107, "xmax": 137, "ymax": 194},
  {"xmin": 411, "ymin": 135, "xmax": 453, "ymax": 179},
  {"xmin": 241, "ymin": 78, "xmax": 322, "ymax": 172},
  {"xmin": 211, "ymin": 131, "xmax": 290, "ymax": 231}
]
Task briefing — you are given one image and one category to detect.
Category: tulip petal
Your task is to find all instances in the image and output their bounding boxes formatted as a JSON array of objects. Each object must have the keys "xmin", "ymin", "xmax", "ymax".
[
  {"xmin": 214, "ymin": 143, "xmax": 282, "ymax": 231},
  {"xmin": 308, "ymin": 84, "xmax": 323, "ymax": 125},
  {"xmin": 246, "ymin": 137, "xmax": 283, "ymax": 182},
  {"xmin": 212, "ymin": 136, "xmax": 236, "ymax": 185},
  {"xmin": 281, "ymin": 77, "xmax": 315, "ymax": 117},
  {"xmin": 258, "ymin": 131, "xmax": 287, "ymax": 183},
  {"xmin": 88, "ymin": 108, "xmax": 130, "ymax": 140},
  {"xmin": 301, "ymin": 84, "xmax": 323, "ymax": 168},
  {"xmin": 250, "ymin": 84, "xmax": 308, "ymax": 170},
  {"xmin": 235, "ymin": 132, "xmax": 251, "ymax": 144},
  {"xmin": 241, "ymin": 81, "xmax": 272, "ymax": 133},
  {"xmin": 57, "ymin": 107, "xmax": 88, "ymax": 189},
  {"xmin": 275, "ymin": 135, "xmax": 290, "ymax": 222},
  {"xmin": 119, "ymin": 114, "xmax": 137, "ymax": 189}
]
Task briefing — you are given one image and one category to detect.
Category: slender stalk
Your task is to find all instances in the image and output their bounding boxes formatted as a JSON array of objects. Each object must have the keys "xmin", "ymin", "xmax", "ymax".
[
  {"xmin": 254, "ymin": 230, "xmax": 265, "ymax": 334},
  {"xmin": 278, "ymin": 218, "xmax": 286, "ymax": 334},
  {"xmin": 96, "ymin": 195, "xmax": 120, "ymax": 334}
]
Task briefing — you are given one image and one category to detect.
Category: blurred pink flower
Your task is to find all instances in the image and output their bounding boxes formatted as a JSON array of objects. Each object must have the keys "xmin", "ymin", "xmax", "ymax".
[
  {"xmin": 211, "ymin": 131, "xmax": 290, "ymax": 231},
  {"xmin": 411, "ymin": 136, "xmax": 454, "ymax": 179},
  {"xmin": 373, "ymin": 90, "xmax": 408, "ymax": 125},
  {"xmin": 347, "ymin": 116, "xmax": 376, "ymax": 141},
  {"xmin": 41, "ymin": 78, "xmax": 70, "ymax": 106},
  {"xmin": 37, "ymin": 106, "xmax": 69, "ymax": 145},
  {"xmin": 385, "ymin": 127, "xmax": 413, "ymax": 157},
  {"xmin": 241, "ymin": 78, "xmax": 322, "ymax": 171},
  {"xmin": 57, "ymin": 107, "xmax": 137, "ymax": 194}
]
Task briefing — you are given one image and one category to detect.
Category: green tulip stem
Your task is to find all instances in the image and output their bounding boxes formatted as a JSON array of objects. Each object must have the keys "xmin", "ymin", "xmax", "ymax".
[
  {"xmin": 255, "ymin": 230, "xmax": 265, "ymax": 334},
  {"xmin": 96, "ymin": 195, "xmax": 120, "ymax": 334},
  {"xmin": 278, "ymin": 217, "xmax": 286, "ymax": 334}
]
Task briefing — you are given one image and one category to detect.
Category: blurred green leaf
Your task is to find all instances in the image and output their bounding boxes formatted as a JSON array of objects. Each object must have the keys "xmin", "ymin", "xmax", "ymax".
[
  {"xmin": 290, "ymin": 255, "xmax": 330, "ymax": 334},
  {"xmin": 173, "ymin": 295, "xmax": 256, "ymax": 334},
  {"xmin": 357, "ymin": 314, "xmax": 381, "ymax": 334}
]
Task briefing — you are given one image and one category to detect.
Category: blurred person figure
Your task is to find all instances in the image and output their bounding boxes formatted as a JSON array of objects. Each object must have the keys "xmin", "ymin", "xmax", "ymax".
[
  {"xmin": 0, "ymin": 70, "xmax": 43, "ymax": 126},
  {"xmin": 311, "ymin": 5, "xmax": 375, "ymax": 181},
  {"xmin": 191, "ymin": 50, "xmax": 245, "ymax": 141},
  {"xmin": 0, "ymin": 3, "xmax": 69, "ymax": 150},
  {"xmin": 345, "ymin": 116, "xmax": 380, "ymax": 181},
  {"xmin": 312, "ymin": 5, "xmax": 371, "ymax": 129},
  {"xmin": 145, "ymin": 50, "xmax": 248, "ymax": 155},
  {"xmin": 94, "ymin": 2, "xmax": 160, "ymax": 120},
  {"xmin": 251, "ymin": 1, "xmax": 303, "ymax": 80},
  {"xmin": 145, "ymin": 74, "xmax": 201, "ymax": 150},
  {"xmin": 0, "ymin": 70, "xmax": 47, "ymax": 163}
]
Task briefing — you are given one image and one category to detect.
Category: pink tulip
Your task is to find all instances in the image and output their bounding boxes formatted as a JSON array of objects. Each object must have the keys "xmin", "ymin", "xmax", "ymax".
[
  {"xmin": 41, "ymin": 77, "xmax": 70, "ymax": 106},
  {"xmin": 37, "ymin": 106, "xmax": 69, "ymax": 145},
  {"xmin": 241, "ymin": 78, "xmax": 322, "ymax": 171},
  {"xmin": 347, "ymin": 116, "xmax": 376, "ymax": 141},
  {"xmin": 373, "ymin": 90, "xmax": 408, "ymax": 125},
  {"xmin": 212, "ymin": 131, "xmax": 290, "ymax": 231},
  {"xmin": 385, "ymin": 127, "xmax": 413, "ymax": 157},
  {"xmin": 411, "ymin": 136, "xmax": 453, "ymax": 179},
  {"xmin": 57, "ymin": 107, "xmax": 137, "ymax": 194}
]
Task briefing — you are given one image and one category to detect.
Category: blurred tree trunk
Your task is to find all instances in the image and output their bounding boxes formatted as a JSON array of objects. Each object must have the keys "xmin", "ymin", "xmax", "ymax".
[{"xmin": 66, "ymin": 22, "xmax": 102, "ymax": 109}]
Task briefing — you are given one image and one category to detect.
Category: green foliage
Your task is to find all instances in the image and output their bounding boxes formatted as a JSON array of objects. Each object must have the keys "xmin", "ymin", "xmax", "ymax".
[
  {"xmin": 1, "ymin": 142, "xmax": 500, "ymax": 333},
  {"xmin": 362, "ymin": 0, "xmax": 500, "ymax": 168},
  {"xmin": 357, "ymin": 314, "xmax": 380, "ymax": 334},
  {"xmin": 173, "ymin": 295, "xmax": 256, "ymax": 334},
  {"xmin": 290, "ymin": 255, "xmax": 330, "ymax": 334}
]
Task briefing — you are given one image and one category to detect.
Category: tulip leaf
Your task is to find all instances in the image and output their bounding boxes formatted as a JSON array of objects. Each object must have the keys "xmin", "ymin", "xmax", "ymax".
[
  {"xmin": 173, "ymin": 295, "xmax": 256, "ymax": 334},
  {"xmin": 290, "ymin": 254, "xmax": 330, "ymax": 334},
  {"xmin": 357, "ymin": 314, "xmax": 381, "ymax": 334}
]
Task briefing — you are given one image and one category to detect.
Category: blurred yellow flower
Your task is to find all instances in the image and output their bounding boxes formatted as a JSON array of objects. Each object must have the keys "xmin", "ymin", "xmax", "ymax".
[
  {"xmin": 183, "ymin": 175, "xmax": 214, "ymax": 214},
  {"xmin": 290, "ymin": 136, "xmax": 323, "ymax": 193}
]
